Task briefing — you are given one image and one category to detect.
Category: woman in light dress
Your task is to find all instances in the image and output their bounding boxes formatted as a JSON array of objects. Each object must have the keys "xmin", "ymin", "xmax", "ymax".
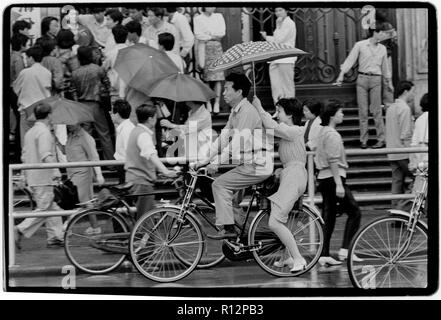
[
  {"xmin": 252, "ymin": 96, "xmax": 308, "ymax": 273},
  {"xmin": 194, "ymin": 7, "xmax": 226, "ymax": 114}
]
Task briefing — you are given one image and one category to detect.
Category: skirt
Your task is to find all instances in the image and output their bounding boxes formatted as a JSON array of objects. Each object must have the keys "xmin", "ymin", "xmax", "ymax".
[
  {"xmin": 267, "ymin": 163, "xmax": 307, "ymax": 223},
  {"xmin": 203, "ymin": 40, "xmax": 225, "ymax": 82}
]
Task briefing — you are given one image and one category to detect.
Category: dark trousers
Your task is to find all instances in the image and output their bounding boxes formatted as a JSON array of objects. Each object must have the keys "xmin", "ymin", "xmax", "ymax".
[
  {"xmin": 318, "ymin": 177, "xmax": 361, "ymax": 256},
  {"xmin": 129, "ymin": 183, "xmax": 155, "ymax": 221},
  {"xmin": 390, "ymin": 159, "xmax": 413, "ymax": 209},
  {"xmin": 80, "ymin": 101, "xmax": 115, "ymax": 161},
  {"xmin": 10, "ymin": 90, "xmax": 21, "ymax": 163}
]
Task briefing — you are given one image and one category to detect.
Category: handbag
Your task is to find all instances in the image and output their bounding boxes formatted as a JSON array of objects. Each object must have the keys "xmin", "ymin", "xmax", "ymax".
[{"xmin": 54, "ymin": 179, "xmax": 79, "ymax": 210}]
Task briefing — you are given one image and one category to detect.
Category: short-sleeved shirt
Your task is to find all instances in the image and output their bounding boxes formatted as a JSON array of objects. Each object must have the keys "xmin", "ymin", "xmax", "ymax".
[
  {"xmin": 13, "ymin": 63, "xmax": 52, "ymax": 110},
  {"xmin": 385, "ymin": 99, "xmax": 414, "ymax": 161},
  {"xmin": 66, "ymin": 128, "xmax": 100, "ymax": 176},
  {"xmin": 143, "ymin": 22, "xmax": 179, "ymax": 54},
  {"xmin": 114, "ymin": 119, "xmax": 135, "ymax": 161},
  {"xmin": 78, "ymin": 14, "xmax": 112, "ymax": 48},
  {"xmin": 71, "ymin": 63, "xmax": 105, "ymax": 102},
  {"xmin": 21, "ymin": 122, "xmax": 57, "ymax": 186}
]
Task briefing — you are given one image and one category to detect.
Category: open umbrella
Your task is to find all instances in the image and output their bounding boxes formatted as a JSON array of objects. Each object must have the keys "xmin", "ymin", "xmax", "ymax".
[
  {"xmin": 114, "ymin": 43, "xmax": 180, "ymax": 96},
  {"xmin": 208, "ymin": 41, "xmax": 308, "ymax": 93},
  {"xmin": 26, "ymin": 96, "xmax": 94, "ymax": 125},
  {"xmin": 149, "ymin": 73, "xmax": 216, "ymax": 103}
]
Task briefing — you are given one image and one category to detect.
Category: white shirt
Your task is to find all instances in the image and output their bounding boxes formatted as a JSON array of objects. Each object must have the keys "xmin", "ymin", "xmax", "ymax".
[
  {"xmin": 169, "ymin": 11, "xmax": 195, "ymax": 56},
  {"xmin": 137, "ymin": 124, "xmax": 157, "ymax": 160},
  {"xmin": 103, "ymin": 33, "xmax": 117, "ymax": 57},
  {"xmin": 266, "ymin": 16, "xmax": 297, "ymax": 64},
  {"xmin": 409, "ymin": 111, "xmax": 428, "ymax": 167},
  {"xmin": 114, "ymin": 119, "xmax": 135, "ymax": 161},
  {"xmin": 13, "ymin": 63, "xmax": 52, "ymax": 110},
  {"xmin": 166, "ymin": 51, "xmax": 186, "ymax": 73},
  {"xmin": 103, "ymin": 43, "xmax": 128, "ymax": 95},
  {"xmin": 194, "ymin": 13, "xmax": 226, "ymax": 41}
]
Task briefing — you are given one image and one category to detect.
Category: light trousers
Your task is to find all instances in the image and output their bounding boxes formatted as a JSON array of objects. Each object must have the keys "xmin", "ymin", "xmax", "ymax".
[
  {"xmin": 269, "ymin": 63, "xmax": 295, "ymax": 104},
  {"xmin": 16, "ymin": 186, "xmax": 63, "ymax": 241},
  {"xmin": 356, "ymin": 74, "xmax": 385, "ymax": 144},
  {"xmin": 212, "ymin": 165, "xmax": 271, "ymax": 226}
]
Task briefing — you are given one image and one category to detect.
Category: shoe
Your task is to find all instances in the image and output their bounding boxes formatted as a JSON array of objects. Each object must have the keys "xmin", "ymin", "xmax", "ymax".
[
  {"xmin": 9, "ymin": 133, "xmax": 15, "ymax": 142},
  {"xmin": 213, "ymin": 101, "xmax": 220, "ymax": 114},
  {"xmin": 273, "ymin": 257, "xmax": 294, "ymax": 268},
  {"xmin": 318, "ymin": 256, "xmax": 342, "ymax": 266},
  {"xmin": 290, "ymin": 259, "xmax": 307, "ymax": 273},
  {"xmin": 207, "ymin": 228, "xmax": 238, "ymax": 240},
  {"xmin": 361, "ymin": 142, "xmax": 368, "ymax": 149},
  {"xmin": 47, "ymin": 239, "xmax": 64, "ymax": 248},
  {"xmin": 84, "ymin": 227, "xmax": 102, "ymax": 235},
  {"xmin": 14, "ymin": 227, "xmax": 23, "ymax": 250},
  {"xmin": 337, "ymin": 248, "xmax": 364, "ymax": 262},
  {"xmin": 371, "ymin": 141, "xmax": 385, "ymax": 149},
  {"xmin": 206, "ymin": 101, "xmax": 212, "ymax": 113}
]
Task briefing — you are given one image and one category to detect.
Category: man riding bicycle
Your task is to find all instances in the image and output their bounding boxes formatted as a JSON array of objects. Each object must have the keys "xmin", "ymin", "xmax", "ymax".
[{"xmin": 196, "ymin": 73, "xmax": 274, "ymax": 239}]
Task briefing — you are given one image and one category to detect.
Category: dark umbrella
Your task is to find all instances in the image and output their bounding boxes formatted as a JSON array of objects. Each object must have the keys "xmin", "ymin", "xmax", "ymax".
[
  {"xmin": 149, "ymin": 73, "xmax": 216, "ymax": 103},
  {"xmin": 114, "ymin": 43, "xmax": 180, "ymax": 96},
  {"xmin": 26, "ymin": 96, "xmax": 94, "ymax": 125}
]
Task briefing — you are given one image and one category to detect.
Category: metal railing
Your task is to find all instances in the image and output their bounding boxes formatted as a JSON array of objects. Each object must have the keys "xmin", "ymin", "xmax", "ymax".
[{"xmin": 8, "ymin": 147, "xmax": 428, "ymax": 267}]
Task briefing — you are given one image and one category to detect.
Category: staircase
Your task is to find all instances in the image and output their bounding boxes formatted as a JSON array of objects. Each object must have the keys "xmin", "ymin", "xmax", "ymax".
[{"xmin": 10, "ymin": 84, "xmax": 409, "ymax": 210}]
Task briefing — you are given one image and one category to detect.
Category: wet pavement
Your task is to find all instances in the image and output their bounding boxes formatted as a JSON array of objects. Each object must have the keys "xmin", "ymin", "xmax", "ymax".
[{"xmin": 7, "ymin": 206, "xmax": 426, "ymax": 289}]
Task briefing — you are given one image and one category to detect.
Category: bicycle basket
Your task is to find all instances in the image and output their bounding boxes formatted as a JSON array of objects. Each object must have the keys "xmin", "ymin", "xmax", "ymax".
[{"xmin": 96, "ymin": 188, "xmax": 120, "ymax": 210}]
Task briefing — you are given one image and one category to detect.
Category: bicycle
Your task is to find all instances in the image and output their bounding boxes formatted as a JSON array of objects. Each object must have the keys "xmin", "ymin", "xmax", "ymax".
[
  {"xmin": 129, "ymin": 165, "xmax": 325, "ymax": 282},
  {"xmin": 347, "ymin": 161, "xmax": 428, "ymax": 289},
  {"xmin": 63, "ymin": 179, "xmax": 174, "ymax": 274}
]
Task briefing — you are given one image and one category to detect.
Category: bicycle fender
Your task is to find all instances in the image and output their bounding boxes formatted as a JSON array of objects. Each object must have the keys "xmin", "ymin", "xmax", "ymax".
[
  {"xmin": 388, "ymin": 209, "xmax": 428, "ymax": 230},
  {"xmin": 302, "ymin": 203, "xmax": 325, "ymax": 225}
]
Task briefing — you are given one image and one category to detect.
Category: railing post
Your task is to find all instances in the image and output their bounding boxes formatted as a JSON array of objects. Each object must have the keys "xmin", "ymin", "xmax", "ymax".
[
  {"xmin": 307, "ymin": 152, "xmax": 316, "ymax": 210},
  {"xmin": 9, "ymin": 166, "xmax": 15, "ymax": 267},
  {"xmin": 307, "ymin": 152, "xmax": 317, "ymax": 253}
]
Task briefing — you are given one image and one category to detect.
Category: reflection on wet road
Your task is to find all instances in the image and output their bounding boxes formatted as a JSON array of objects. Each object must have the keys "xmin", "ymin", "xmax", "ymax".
[{"xmin": 10, "ymin": 260, "xmax": 353, "ymax": 289}]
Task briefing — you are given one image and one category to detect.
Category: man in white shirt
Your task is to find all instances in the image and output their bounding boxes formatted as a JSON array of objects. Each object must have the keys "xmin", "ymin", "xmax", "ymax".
[
  {"xmin": 103, "ymin": 25, "xmax": 128, "ymax": 104},
  {"xmin": 196, "ymin": 73, "xmax": 274, "ymax": 239},
  {"xmin": 166, "ymin": 7, "xmax": 194, "ymax": 68},
  {"xmin": 125, "ymin": 103, "xmax": 177, "ymax": 219},
  {"xmin": 13, "ymin": 46, "xmax": 52, "ymax": 146},
  {"xmin": 103, "ymin": 9, "xmax": 124, "ymax": 57},
  {"xmin": 158, "ymin": 32, "xmax": 185, "ymax": 72},
  {"xmin": 144, "ymin": 8, "xmax": 179, "ymax": 54},
  {"xmin": 122, "ymin": 6, "xmax": 150, "ymax": 33},
  {"xmin": 111, "ymin": 100, "xmax": 135, "ymax": 184},
  {"xmin": 79, "ymin": 8, "xmax": 111, "ymax": 48},
  {"xmin": 385, "ymin": 80, "xmax": 415, "ymax": 210}
]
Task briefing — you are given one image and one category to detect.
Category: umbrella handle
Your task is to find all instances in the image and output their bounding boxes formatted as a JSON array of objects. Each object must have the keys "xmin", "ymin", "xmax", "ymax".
[{"xmin": 252, "ymin": 61, "xmax": 256, "ymax": 96}]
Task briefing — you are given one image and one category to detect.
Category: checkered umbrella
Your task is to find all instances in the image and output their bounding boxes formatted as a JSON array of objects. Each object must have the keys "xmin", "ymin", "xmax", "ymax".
[{"xmin": 207, "ymin": 41, "xmax": 308, "ymax": 93}]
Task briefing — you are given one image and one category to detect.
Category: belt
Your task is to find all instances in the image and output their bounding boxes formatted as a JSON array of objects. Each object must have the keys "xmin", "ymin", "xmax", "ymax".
[{"xmin": 358, "ymin": 71, "xmax": 382, "ymax": 77}]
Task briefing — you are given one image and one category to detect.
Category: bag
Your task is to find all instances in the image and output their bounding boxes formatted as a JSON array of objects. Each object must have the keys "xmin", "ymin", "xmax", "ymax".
[{"xmin": 54, "ymin": 179, "xmax": 79, "ymax": 210}]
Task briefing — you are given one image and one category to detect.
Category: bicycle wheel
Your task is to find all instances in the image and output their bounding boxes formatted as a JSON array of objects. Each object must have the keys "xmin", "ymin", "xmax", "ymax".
[
  {"xmin": 129, "ymin": 208, "xmax": 204, "ymax": 282},
  {"xmin": 64, "ymin": 210, "xmax": 129, "ymax": 274},
  {"xmin": 249, "ymin": 207, "xmax": 324, "ymax": 277},
  {"xmin": 192, "ymin": 204, "xmax": 225, "ymax": 269},
  {"xmin": 348, "ymin": 216, "xmax": 428, "ymax": 289}
]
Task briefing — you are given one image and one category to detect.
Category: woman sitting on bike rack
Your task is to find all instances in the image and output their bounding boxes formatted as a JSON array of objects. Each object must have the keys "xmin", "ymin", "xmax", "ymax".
[
  {"xmin": 314, "ymin": 101, "xmax": 362, "ymax": 265},
  {"xmin": 251, "ymin": 96, "xmax": 308, "ymax": 273}
]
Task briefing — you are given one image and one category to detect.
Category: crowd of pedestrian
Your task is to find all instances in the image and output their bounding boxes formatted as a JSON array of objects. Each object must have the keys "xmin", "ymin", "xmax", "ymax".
[{"xmin": 10, "ymin": 6, "xmax": 428, "ymax": 271}]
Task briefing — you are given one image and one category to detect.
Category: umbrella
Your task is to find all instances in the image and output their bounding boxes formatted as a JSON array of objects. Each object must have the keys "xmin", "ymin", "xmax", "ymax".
[
  {"xmin": 149, "ymin": 73, "xmax": 217, "ymax": 103},
  {"xmin": 114, "ymin": 43, "xmax": 180, "ymax": 96},
  {"xmin": 26, "ymin": 96, "xmax": 94, "ymax": 125},
  {"xmin": 208, "ymin": 41, "xmax": 308, "ymax": 93}
]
